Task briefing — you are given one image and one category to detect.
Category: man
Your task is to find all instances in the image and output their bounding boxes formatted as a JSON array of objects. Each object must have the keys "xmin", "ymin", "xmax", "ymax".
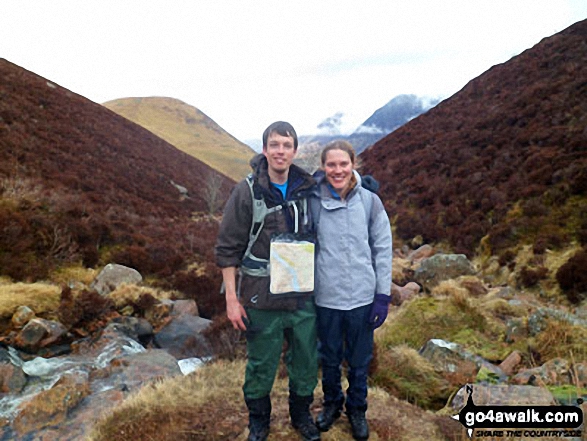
[{"xmin": 215, "ymin": 121, "xmax": 320, "ymax": 441}]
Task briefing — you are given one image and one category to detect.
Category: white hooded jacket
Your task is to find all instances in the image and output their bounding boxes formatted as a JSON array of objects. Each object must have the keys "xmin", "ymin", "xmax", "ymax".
[{"xmin": 311, "ymin": 171, "xmax": 392, "ymax": 310}]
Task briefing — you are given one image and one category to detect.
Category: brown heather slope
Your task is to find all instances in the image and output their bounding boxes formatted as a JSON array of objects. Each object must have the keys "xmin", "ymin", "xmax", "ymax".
[
  {"xmin": 0, "ymin": 59, "xmax": 234, "ymax": 317},
  {"xmin": 103, "ymin": 97, "xmax": 256, "ymax": 181},
  {"xmin": 361, "ymin": 19, "xmax": 587, "ymax": 259}
]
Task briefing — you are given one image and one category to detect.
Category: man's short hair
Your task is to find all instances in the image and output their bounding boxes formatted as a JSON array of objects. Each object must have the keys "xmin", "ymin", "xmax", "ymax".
[{"xmin": 262, "ymin": 121, "xmax": 298, "ymax": 150}]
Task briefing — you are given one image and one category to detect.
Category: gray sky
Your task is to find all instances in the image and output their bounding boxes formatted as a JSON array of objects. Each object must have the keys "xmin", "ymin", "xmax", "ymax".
[{"xmin": 2, "ymin": 1, "xmax": 586, "ymax": 142}]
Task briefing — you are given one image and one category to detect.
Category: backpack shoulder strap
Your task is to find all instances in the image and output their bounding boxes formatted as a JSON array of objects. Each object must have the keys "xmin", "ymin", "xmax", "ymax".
[
  {"xmin": 359, "ymin": 188, "xmax": 374, "ymax": 229},
  {"xmin": 242, "ymin": 174, "xmax": 296, "ymax": 276}
]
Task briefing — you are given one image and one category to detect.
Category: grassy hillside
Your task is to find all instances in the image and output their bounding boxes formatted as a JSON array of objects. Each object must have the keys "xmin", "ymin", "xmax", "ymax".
[{"xmin": 103, "ymin": 97, "xmax": 255, "ymax": 181}]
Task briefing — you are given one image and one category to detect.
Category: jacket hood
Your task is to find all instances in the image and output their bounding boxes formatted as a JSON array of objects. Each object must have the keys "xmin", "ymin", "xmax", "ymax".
[{"xmin": 249, "ymin": 153, "xmax": 265, "ymax": 171}]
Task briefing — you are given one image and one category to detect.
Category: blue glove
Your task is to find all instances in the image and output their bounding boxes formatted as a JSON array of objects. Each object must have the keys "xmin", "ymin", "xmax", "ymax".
[{"xmin": 369, "ymin": 294, "xmax": 391, "ymax": 329}]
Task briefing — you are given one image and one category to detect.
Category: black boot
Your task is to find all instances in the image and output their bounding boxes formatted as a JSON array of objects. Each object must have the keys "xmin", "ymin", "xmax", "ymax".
[
  {"xmin": 289, "ymin": 392, "xmax": 321, "ymax": 441},
  {"xmin": 245, "ymin": 396, "xmax": 271, "ymax": 441},
  {"xmin": 315, "ymin": 399, "xmax": 343, "ymax": 432},
  {"xmin": 347, "ymin": 408, "xmax": 369, "ymax": 440}
]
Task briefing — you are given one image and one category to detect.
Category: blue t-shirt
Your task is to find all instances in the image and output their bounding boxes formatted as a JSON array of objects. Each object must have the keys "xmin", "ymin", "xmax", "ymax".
[{"xmin": 272, "ymin": 181, "xmax": 288, "ymax": 199}]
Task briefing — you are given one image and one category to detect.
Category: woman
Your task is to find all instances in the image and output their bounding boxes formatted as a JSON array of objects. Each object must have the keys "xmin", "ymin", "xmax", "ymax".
[{"xmin": 311, "ymin": 140, "xmax": 392, "ymax": 440}]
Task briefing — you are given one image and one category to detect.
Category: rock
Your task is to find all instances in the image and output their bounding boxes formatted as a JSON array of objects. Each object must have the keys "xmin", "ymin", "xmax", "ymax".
[
  {"xmin": 413, "ymin": 254, "xmax": 476, "ymax": 290},
  {"xmin": 392, "ymin": 282, "xmax": 421, "ymax": 305},
  {"xmin": 505, "ymin": 317, "xmax": 528, "ymax": 343},
  {"xmin": 573, "ymin": 361, "xmax": 587, "ymax": 387},
  {"xmin": 108, "ymin": 316, "xmax": 154, "ymax": 346},
  {"xmin": 154, "ymin": 314, "xmax": 212, "ymax": 359},
  {"xmin": 527, "ymin": 307, "xmax": 587, "ymax": 336},
  {"xmin": 419, "ymin": 339, "xmax": 506, "ymax": 383},
  {"xmin": 11, "ymin": 306, "xmax": 36, "ymax": 328},
  {"xmin": 408, "ymin": 244, "xmax": 435, "ymax": 263},
  {"xmin": 2, "ymin": 329, "xmax": 181, "ymax": 440},
  {"xmin": 12, "ymin": 371, "xmax": 91, "ymax": 437},
  {"xmin": 90, "ymin": 263, "xmax": 143, "ymax": 296},
  {"xmin": 512, "ymin": 358, "xmax": 573, "ymax": 386},
  {"xmin": 498, "ymin": 350, "xmax": 523, "ymax": 376},
  {"xmin": 170, "ymin": 299, "xmax": 199, "ymax": 317},
  {"xmin": 459, "ymin": 276, "xmax": 488, "ymax": 297},
  {"xmin": 13, "ymin": 318, "xmax": 67, "ymax": 352},
  {"xmin": 450, "ymin": 384, "xmax": 555, "ymax": 411},
  {"xmin": 0, "ymin": 348, "xmax": 27, "ymax": 394},
  {"xmin": 178, "ymin": 357, "xmax": 208, "ymax": 375},
  {"xmin": 101, "ymin": 349, "xmax": 182, "ymax": 391},
  {"xmin": 71, "ymin": 325, "xmax": 145, "ymax": 364},
  {"xmin": 145, "ymin": 298, "xmax": 199, "ymax": 326},
  {"xmin": 145, "ymin": 298, "xmax": 174, "ymax": 326}
]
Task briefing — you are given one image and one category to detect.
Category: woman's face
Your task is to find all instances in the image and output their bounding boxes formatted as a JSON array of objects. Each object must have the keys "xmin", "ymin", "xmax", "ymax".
[{"xmin": 323, "ymin": 148, "xmax": 353, "ymax": 194}]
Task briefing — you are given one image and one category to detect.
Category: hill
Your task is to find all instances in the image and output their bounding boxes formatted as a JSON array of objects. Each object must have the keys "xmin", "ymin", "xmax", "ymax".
[
  {"xmin": 0, "ymin": 59, "xmax": 233, "ymax": 316},
  {"xmin": 361, "ymin": 20, "xmax": 587, "ymax": 263},
  {"xmin": 103, "ymin": 97, "xmax": 256, "ymax": 181}
]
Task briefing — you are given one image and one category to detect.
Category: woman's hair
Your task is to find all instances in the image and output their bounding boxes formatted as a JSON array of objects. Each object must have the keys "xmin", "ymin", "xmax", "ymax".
[
  {"xmin": 320, "ymin": 140, "xmax": 356, "ymax": 166},
  {"xmin": 262, "ymin": 121, "xmax": 298, "ymax": 150}
]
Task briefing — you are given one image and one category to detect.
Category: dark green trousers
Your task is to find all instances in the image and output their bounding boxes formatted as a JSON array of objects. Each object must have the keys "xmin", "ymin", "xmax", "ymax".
[{"xmin": 243, "ymin": 300, "xmax": 318, "ymax": 399}]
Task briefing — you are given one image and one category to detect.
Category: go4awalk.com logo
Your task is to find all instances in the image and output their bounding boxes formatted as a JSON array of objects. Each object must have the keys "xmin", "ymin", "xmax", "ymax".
[{"xmin": 452, "ymin": 385, "xmax": 584, "ymax": 438}]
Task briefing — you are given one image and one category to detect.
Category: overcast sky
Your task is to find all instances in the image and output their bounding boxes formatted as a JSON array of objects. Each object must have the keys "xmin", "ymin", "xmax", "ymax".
[{"xmin": 2, "ymin": 1, "xmax": 586, "ymax": 142}]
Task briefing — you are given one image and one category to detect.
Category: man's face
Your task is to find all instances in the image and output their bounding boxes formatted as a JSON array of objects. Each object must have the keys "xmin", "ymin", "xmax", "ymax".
[{"xmin": 263, "ymin": 132, "xmax": 296, "ymax": 176}]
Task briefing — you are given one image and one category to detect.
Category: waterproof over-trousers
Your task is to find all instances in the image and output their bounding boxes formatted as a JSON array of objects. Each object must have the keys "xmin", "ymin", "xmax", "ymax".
[
  {"xmin": 243, "ymin": 300, "xmax": 318, "ymax": 399},
  {"xmin": 316, "ymin": 304, "xmax": 373, "ymax": 412}
]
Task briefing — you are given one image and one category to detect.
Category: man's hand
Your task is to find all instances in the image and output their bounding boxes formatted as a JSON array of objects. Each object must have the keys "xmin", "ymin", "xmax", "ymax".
[
  {"xmin": 222, "ymin": 267, "xmax": 248, "ymax": 330},
  {"xmin": 226, "ymin": 295, "xmax": 248, "ymax": 331}
]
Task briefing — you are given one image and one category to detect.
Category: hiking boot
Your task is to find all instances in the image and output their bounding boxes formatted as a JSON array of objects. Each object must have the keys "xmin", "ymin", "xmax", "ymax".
[
  {"xmin": 289, "ymin": 392, "xmax": 321, "ymax": 441},
  {"xmin": 245, "ymin": 396, "xmax": 271, "ymax": 441},
  {"xmin": 315, "ymin": 401, "xmax": 343, "ymax": 432},
  {"xmin": 347, "ymin": 410, "xmax": 369, "ymax": 440}
]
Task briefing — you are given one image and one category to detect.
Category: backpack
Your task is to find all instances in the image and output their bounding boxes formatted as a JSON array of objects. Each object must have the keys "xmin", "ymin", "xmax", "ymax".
[{"xmin": 240, "ymin": 174, "xmax": 309, "ymax": 278}]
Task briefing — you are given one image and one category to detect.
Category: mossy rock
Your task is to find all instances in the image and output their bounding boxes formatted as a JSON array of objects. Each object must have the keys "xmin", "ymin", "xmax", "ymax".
[
  {"xmin": 378, "ymin": 297, "xmax": 509, "ymax": 361},
  {"xmin": 547, "ymin": 385, "xmax": 587, "ymax": 405}
]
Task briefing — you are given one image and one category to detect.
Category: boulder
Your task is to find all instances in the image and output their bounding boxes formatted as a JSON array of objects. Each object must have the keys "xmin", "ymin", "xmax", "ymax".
[
  {"xmin": 154, "ymin": 314, "xmax": 212, "ymax": 359},
  {"xmin": 101, "ymin": 349, "xmax": 182, "ymax": 391},
  {"xmin": 11, "ymin": 305, "xmax": 35, "ymax": 328},
  {"xmin": 0, "ymin": 348, "xmax": 27, "ymax": 394},
  {"xmin": 108, "ymin": 316, "xmax": 154, "ymax": 346},
  {"xmin": 512, "ymin": 358, "xmax": 573, "ymax": 386},
  {"xmin": 391, "ymin": 282, "xmax": 421, "ymax": 305},
  {"xmin": 419, "ymin": 339, "xmax": 506, "ymax": 383},
  {"xmin": 408, "ymin": 244, "xmax": 435, "ymax": 263},
  {"xmin": 498, "ymin": 350, "xmax": 523, "ymax": 376},
  {"xmin": 413, "ymin": 254, "xmax": 476, "ymax": 290},
  {"xmin": 12, "ymin": 371, "xmax": 91, "ymax": 437},
  {"xmin": 450, "ymin": 384, "xmax": 555, "ymax": 411},
  {"xmin": 90, "ymin": 263, "xmax": 142, "ymax": 296},
  {"xmin": 527, "ymin": 307, "xmax": 587, "ymax": 336},
  {"xmin": 13, "ymin": 318, "xmax": 67, "ymax": 352}
]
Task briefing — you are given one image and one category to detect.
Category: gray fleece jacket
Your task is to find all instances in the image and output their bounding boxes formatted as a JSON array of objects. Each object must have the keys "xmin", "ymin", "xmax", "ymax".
[{"xmin": 311, "ymin": 171, "xmax": 392, "ymax": 310}]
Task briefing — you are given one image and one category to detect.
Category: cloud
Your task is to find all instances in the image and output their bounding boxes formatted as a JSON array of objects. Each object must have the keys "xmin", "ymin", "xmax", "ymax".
[{"xmin": 1, "ymin": 0, "xmax": 585, "ymax": 141}]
